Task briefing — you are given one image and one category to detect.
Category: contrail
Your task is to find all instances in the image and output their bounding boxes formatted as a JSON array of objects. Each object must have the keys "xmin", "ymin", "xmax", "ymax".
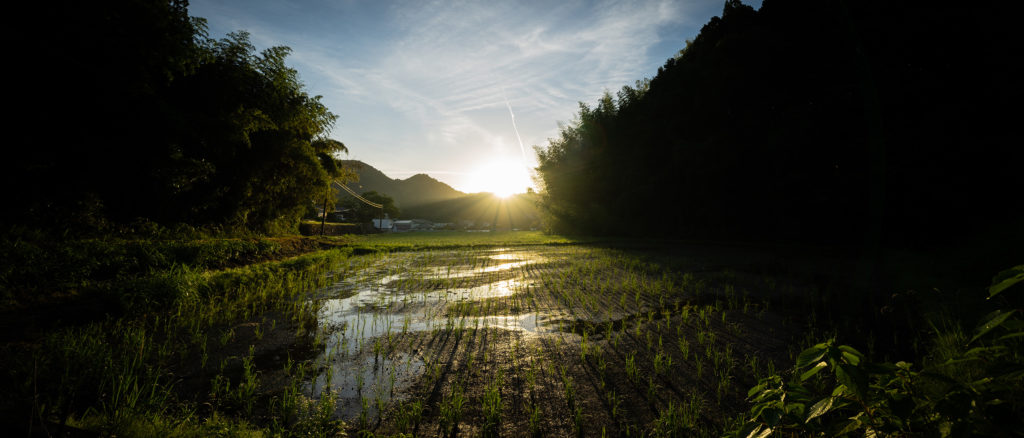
[{"xmin": 502, "ymin": 88, "xmax": 530, "ymax": 164}]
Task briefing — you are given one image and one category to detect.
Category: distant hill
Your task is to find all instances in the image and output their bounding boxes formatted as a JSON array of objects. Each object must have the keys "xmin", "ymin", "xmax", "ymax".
[
  {"xmin": 402, "ymin": 193, "xmax": 541, "ymax": 230},
  {"xmin": 339, "ymin": 160, "xmax": 464, "ymax": 208}
]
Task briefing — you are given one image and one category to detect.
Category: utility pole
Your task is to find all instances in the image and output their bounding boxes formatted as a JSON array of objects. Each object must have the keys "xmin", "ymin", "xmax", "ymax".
[
  {"xmin": 333, "ymin": 180, "xmax": 384, "ymax": 234},
  {"xmin": 320, "ymin": 197, "xmax": 329, "ymax": 236}
]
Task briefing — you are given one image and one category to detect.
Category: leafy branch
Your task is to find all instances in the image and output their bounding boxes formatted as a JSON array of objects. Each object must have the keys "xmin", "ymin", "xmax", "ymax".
[{"xmin": 730, "ymin": 265, "xmax": 1024, "ymax": 438}]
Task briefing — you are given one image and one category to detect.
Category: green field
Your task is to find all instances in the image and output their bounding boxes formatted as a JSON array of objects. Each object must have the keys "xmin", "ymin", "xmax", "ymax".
[
  {"xmin": 1, "ymin": 231, "xmax": 1019, "ymax": 436},
  {"xmin": 352, "ymin": 230, "xmax": 583, "ymax": 249}
]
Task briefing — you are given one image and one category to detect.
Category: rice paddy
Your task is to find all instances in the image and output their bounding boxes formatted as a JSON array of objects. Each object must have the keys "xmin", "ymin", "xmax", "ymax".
[
  {"xmin": 297, "ymin": 243, "xmax": 804, "ymax": 436},
  {"xmin": 2, "ymin": 232, "xmax": 865, "ymax": 436}
]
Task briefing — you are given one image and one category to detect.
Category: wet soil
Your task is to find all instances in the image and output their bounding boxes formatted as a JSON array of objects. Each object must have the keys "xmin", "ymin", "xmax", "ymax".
[{"xmin": 288, "ymin": 245, "xmax": 811, "ymax": 435}]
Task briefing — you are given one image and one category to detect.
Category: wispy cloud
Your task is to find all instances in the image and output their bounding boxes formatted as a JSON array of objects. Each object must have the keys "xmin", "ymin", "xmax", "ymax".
[{"xmin": 190, "ymin": 0, "xmax": 729, "ymax": 191}]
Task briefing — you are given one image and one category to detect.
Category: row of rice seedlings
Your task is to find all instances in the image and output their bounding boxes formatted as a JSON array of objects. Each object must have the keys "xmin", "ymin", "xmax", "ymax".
[
  {"xmin": 353, "ymin": 245, "xmax": 775, "ymax": 434},
  {"xmin": 331, "ymin": 247, "xmax": 540, "ymax": 434},
  {"xmin": 21, "ymin": 248, "xmax": 357, "ymax": 434}
]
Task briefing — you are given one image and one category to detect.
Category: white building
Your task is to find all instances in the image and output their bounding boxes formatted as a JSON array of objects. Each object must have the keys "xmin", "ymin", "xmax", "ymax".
[{"xmin": 372, "ymin": 218, "xmax": 393, "ymax": 231}]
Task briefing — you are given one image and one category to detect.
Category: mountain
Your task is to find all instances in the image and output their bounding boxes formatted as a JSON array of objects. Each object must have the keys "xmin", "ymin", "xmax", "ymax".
[{"xmin": 339, "ymin": 160, "xmax": 464, "ymax": 209}]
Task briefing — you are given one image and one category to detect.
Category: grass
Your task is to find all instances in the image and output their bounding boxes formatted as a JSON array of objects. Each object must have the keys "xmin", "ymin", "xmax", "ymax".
[
  {"xmin": 352, "ymin": 230, "xmax": 583, "ymax": 250},
  {"xmin": 2, "ymin": 230, "xmax": 1014, "ymax": 436},
  {"xmin": 1, "ymin": 237, "xmax": 356, "ymax": 436}
]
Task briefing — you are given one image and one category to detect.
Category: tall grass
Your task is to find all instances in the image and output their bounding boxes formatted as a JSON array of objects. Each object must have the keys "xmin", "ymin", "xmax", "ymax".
[{"xmin": 4, "ymin": 245, "xmax": 355, "ymax": 435}]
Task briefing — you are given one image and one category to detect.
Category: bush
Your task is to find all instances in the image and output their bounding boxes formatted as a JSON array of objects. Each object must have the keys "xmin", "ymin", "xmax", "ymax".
[{"xmin": 729, "ymin": 266, "xmax": 1024, "ymax": 437}]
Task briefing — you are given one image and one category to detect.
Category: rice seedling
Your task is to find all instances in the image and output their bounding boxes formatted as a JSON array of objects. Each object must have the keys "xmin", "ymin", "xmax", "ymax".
[
  {"xmin": 573, "ymin": 405, "xmax": 585, "ymax": 437},
  {"xmin": 653, "ymin": 351, "xmax": 673, "ymax": 376},
  {"xmin": 439, "ymin": 383, "xmax": 466, "ymax": 436},
  {"xmin": 625, "ymin": 352, "xmax": 639, "ymax": 384},
  {"xmin": 394, "ymin": 400, "xmax": 423, "ymax": 434},
  {"xmin": 481, "ymin": 372, "xmax": 504, "ymax": 437},
  {"xmin": 528, "ymin": 402, "xmax": 543, "ymax": 437}
]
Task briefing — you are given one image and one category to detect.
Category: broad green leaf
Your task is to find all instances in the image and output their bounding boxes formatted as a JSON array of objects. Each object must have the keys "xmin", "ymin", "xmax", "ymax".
[
  {"xmin": 968, "ymin": 309, "xmax": 1017, "ymax": 344},
  {"xmin": 999, "ymin": 332, "xmax": 1024, "ymax": 341},
  {"xmin": 805, "ymin": 397, "xmax": 834, "ymax": 423},
  {"xmin": 747, "ymin": 382, "xmax": 769, "ymax": 398},
  {"xmin": 832, "ymin": 385, "xmax": 848, "ymax": 396},
  {"xmin": 1001, "ymin": 319, "xmax": 1024, "ymax": 330},
  {"xmin": 797, "ymin": 344, "xmax": 829, "ymax": 369},
  {"xmin": 838, "ymin": 345, "xmax": 865, "ymax": 360},
  {"xmin": 800, "ymin": 361, "xmax": 828, "ymax": 381},
  {"xmin": 752, "ymin": 388, "xmax": 783, "ymax": 403},
  {"xmin": 938, "ymin": 421, "xmax": 953, "ymax": 438},
  {"xmin": 836, "ymin": 363, "xmax": 868, "ymax": 400},
  {"xmin": 968, "ymin": 345, "xmax": 1011, "ymax": 357},
  {"xmin": 837, "ymin": 416, "xmax": 863, "ymax": 435},
  {"xmin": 785, "ymin": 402, "xmax": 806, "ymax": 418},
  {"xmin": 989, "ymin": 265, "xmax": 1024, "ymax": 298},
  {"xmin": 764, "ymin": 407, "xmax": 783, "ymax": 426},
  {"xmin": 750, "ymin": 402, "xmax": 774, "ymax": 418},
  {"xmin": 971, "ymin": 376, "xmax": 993, "ymax": 386},
  {"xmin": 841, "ymin": 350, "xmax": 862, "ymax": 366},
  {"xmin": 746, "ymin": 424, "xmax": 773, "ymax": 438}
]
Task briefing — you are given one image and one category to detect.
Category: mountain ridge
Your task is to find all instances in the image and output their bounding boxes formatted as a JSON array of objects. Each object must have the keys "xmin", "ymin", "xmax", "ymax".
[{"xmin": 339, "ymin": 160, "xmax": 464, "ymax": 209}]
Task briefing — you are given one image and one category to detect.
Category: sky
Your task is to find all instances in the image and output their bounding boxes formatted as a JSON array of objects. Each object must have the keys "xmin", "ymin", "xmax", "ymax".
[{"xmin": 188, "ymin": 0, "xmax": 762, "ymax": 195}]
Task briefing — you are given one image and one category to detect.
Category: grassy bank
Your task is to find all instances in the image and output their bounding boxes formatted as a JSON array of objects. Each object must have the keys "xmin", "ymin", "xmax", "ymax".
[
  {"xmin": 1, "ymin": 237, "xmax": 357, "ymax": 436},
  {"xmin": 349, "ymin": 230, "xmax": 585, "ymax": 252}
]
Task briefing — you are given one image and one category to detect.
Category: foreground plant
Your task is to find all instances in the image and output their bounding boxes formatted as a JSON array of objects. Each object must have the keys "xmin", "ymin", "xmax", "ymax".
[{"xmin": 730, "ymin": 265, "xmax": 1024, "ymax": 437}]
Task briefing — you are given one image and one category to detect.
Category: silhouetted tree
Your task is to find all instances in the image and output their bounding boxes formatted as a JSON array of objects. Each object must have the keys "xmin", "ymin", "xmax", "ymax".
[
  {"xmin": 5, "ymin": 1, "xmax": 350, "ymax": 235},
  {"xmin": 339, "ymin": 191, "xmax": 399, "ymax": 224},
  {"xmin": 535, "ymin": 0, "xmax": 1022, "ymax": 247}
]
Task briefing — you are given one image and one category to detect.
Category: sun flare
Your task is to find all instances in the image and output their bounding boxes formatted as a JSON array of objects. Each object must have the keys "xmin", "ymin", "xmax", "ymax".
[{"xmin": 466, "ymin": 159, "xmax": 531, "ymax": 198}]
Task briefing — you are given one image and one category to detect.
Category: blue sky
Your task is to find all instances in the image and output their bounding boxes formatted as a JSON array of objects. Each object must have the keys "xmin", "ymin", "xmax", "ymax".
[{"xmin": 189, "ymin": 0, "xmax": 762, "ymax": 194}]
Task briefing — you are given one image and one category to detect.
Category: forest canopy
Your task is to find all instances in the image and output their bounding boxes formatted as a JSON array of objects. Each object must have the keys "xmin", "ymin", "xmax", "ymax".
[
  {"xmin": 534, "ymin": 0, "xmax": 1022, "ymax": 247},
  {"xmin": 5, "ymin": 0, "xmax": 349, "ymax": 235}
]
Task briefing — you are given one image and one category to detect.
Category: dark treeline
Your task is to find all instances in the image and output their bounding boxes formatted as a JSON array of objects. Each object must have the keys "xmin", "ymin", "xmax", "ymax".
[
  {"xmin": 337, "ymin": 191, "xmax": 400, "ymax": 224},
  {"xmin": 5, "ymin": 0, "xmax": 348, "ymax": 236},
  {"xmin": 535, "ymin": 0, "xmax": 1022, "ymax": 250}
]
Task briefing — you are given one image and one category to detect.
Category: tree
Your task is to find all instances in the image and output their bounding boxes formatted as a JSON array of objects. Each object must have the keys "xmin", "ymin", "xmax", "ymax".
[
  {"xmin": 153, "ymin": 31, "xmax": 349, "ymax": 233},
  {"xmin": 339, "ymin": 191, "xmax": 399, "ymax": 224},
  {"xmin": 534, "ymin": 0, "xmax": 1022, "ymax": 245},
  {"xmin": 5, "ymin": 2, "xmax": 352, "ymax": 235},
  {"xmin": 6, "ymin": 0, "xmax": 201, "ymax": 232}
]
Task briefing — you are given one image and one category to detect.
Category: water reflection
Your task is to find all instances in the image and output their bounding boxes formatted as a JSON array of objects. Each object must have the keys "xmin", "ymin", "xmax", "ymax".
[{"xmin": 305, "ymin": 248, "xmax": 556, "ymax": 420}]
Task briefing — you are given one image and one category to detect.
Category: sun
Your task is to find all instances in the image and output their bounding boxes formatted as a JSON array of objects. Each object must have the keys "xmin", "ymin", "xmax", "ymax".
[{"xmin": 466, "ymin": 159, "xmax": 531, "ymax": 198}]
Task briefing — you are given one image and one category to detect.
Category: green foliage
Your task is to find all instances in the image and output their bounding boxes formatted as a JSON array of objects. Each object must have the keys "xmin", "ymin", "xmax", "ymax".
[
  {"xmin": 159, "ymin": 30, "xmax": 349, "ymax": 233},
  {"xmin": 989, "ymin": 265, "xmax": 1024, "ymax": 299},
  {"xmin": 6, "ymin": 1, "xmax": 350, "ymax": 235},
  {"xmin": 729, "ymin": 267, "xmax": 1024, "ymax": 437},
  {"xmin": 533, "ymin": 0, "xmax": 1022, "ymax": 245},
  {"xmin": 339, "ymin": 191, "xmax": 399, "ymax": 223},
  {"xmin": 0, "ymin": 236, "xmax": 289, "ymax": 308},
  {"xmin": 4, "ymin": 245, "xmax": 354, "ymax": 435}
]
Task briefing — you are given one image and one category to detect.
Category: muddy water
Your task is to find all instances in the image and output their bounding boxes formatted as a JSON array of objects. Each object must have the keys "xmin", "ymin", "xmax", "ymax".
[{"xmin": 305, "ymin": 247, "xmax": 561, "ymax": 420}]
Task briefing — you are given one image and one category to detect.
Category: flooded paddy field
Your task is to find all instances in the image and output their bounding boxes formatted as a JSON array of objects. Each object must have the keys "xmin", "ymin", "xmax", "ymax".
[
  {"xmin": 3, "ymin": 235, "xmax": 864, "ymax": 437},
  {"xmin": 298, "ymin": 244, "xmax": 812, "ymax": 436}
]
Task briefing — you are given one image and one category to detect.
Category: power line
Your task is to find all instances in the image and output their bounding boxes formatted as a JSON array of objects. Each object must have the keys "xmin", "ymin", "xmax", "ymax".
[{"xmin": 333, "ymin": 180, "xmax": 383, "ymax": 208}]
